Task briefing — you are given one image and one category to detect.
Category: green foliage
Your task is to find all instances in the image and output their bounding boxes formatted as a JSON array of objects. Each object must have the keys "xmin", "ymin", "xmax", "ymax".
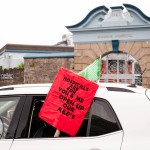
[{"xmin": 17, "ymin": 63, "xmax": 24, "ymax": 70}]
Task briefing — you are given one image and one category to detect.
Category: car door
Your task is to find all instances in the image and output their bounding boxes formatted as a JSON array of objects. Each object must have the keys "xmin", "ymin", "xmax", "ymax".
[
  {"xmin": 11, "ymin": 96, "xmax": 123, "ymax": 150},
  {"xmin": 0, "ymin": 96, "xmax": 26, "ymax": 150}
]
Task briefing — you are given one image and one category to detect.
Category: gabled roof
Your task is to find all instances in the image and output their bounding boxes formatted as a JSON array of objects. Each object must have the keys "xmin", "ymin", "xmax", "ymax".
[{"xmin": 66, "ymin": 3, "xmax": 150, "ymax": 30}]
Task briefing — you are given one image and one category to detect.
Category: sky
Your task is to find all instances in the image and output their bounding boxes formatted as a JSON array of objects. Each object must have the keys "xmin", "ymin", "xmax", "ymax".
[{"xmin": 0, "ymin": 0, "xmax": 150, "ymax": 48}]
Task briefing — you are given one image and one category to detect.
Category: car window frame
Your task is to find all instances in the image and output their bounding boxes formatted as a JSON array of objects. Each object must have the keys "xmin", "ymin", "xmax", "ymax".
[
  {"xmin": 15, "ymin": 95, "xmax": 123, "ymax": 139},
  {"xmin": 86, "ymin": 97, "xmax": 122, "ymax": 136},
  {"xmin": 0, "ymin": 95, "xmax": 26, "ymax": 139},
  {"xmin": 15, "ymin": 95, "xmax": 47, "ymax": 139}
]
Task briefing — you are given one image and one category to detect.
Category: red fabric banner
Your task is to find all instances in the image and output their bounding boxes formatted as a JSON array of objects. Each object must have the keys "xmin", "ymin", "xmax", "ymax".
[{"xmin": 39, "ymin": 67, "xmax": 99, "ymax": 136}]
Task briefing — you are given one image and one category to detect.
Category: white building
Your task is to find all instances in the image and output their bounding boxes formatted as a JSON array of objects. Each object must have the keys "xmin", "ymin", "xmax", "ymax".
[{"xmin": 0, "ymin": 44, "xmax": 74, "ymax": 69}]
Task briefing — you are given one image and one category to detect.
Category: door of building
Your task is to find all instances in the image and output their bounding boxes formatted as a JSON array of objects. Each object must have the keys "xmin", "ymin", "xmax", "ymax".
[{"xmin": 100, "ymin": 53, "xmax": 142, "ymax": 85}]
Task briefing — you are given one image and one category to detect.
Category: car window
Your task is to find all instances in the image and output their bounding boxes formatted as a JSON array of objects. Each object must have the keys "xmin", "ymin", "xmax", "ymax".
[
  {"xmin": 0, "ymin": 97, "xmax": 20, "ymax": 139},
  {"xmin": 87, "ymin": 98, "xmax": 122, "ymax": 136},
  {"xmin": 26, "ymin": 96, "xmax": 121, "ymax": 138},
  {"xmin": 27, "ymin": 96, "xmax": 89, "ymax": 138},
  {"xmin": 28, "ymin": 97, "xmax": 47, "ymax": 138}
]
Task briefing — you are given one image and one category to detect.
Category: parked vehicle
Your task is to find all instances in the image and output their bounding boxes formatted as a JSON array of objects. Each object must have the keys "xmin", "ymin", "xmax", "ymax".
[{"xmin": 0, "ymin": 83, "xmax": 150, "ymax": 150}]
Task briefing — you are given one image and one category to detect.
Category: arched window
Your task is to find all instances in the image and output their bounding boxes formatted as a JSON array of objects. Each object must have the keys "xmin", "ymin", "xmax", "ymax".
[{"xmin": 100, "ymin": 52, "xmax": 142, "ymax": 85}]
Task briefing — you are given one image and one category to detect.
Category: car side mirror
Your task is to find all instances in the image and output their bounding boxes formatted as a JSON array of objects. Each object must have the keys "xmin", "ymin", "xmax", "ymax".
[{"xmin": 0, "ymin": 117, "xmax": 4, "ymax": 139}]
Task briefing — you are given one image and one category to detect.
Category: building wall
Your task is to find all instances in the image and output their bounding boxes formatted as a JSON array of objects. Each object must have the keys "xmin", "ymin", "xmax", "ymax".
[
  {"xmin": 74, "ymin": 41, "xmax": 150, "ymax": 88},
  {"xmin": 0, "ymin": 44, "xmax": 74, "ymax": 86},
  {"xmin": 0, "ymin": 57, "xmax": 74, "ymax": 86},
  {"xmin": 0, "ymin": 44, "xmax": 74, "ymax": 69},
  {"xmin": 67, "ymin": 4, "xmax": 150, "ymax": 88},
  {"xmin": 0, "ymin": 52, "xmax": 24, "ymax": 69},
  {"xmin": 24, "ymin": 57, "xmax": 74, "ymax": 84},
  {"xmin": 0, "ymin": 68, "xmax": 24, "ymax": 86},
  {"xmin": 74, "ymin": 42, "xmax": 112, "ymax": 71}
]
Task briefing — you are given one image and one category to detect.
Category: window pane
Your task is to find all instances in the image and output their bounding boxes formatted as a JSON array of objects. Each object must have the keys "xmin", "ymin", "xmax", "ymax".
[
  {"xmin": 89, "ymin": 99, "xmax": 121, "ymax": 136},
  {"xmin": 119, "ymin": 60, "xmax": 125, "ymax": 74},
  {"xmin": 108, "ymin": 60, "xmax": 117, "ymax": 73},
  {"xmin": 0, "ymin": 97, "xmax": 20, "ymax": 139},
  {"xmin": 28, "ymin": 96, "xmax": 46, "ymax": 138}
]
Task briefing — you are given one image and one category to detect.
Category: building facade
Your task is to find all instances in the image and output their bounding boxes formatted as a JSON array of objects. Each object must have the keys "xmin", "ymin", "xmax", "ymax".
[
  {"xmin": 67, "ymin": 4, "xmax": 150, "ymax": 88},
  {"xmin": 0, "ymin": 44, "xmax": 74, "ymax": 86}
]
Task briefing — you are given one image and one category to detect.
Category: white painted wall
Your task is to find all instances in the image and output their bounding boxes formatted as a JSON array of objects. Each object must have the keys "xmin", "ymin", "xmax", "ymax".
[{"xmin": 0, "ymin": 52, "xmax": 25, "ymax": 69}]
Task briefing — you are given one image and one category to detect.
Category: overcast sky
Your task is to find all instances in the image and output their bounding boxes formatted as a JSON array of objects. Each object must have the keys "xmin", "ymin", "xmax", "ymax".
[{"xmin": 0, "ymin": 0, "xmax": 149, "ymax": 48}]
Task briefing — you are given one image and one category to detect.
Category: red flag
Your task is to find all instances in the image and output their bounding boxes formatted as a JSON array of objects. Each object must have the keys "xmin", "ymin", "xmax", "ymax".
[{"xmin": 39, "ymin": 67, "xmax": 99, "ymax": 136}]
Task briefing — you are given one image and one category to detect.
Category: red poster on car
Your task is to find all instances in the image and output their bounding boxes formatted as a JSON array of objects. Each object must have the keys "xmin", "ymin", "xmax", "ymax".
[{"xmin": 39, "ymin": 67, "xmax": 99, "ymax": 136}]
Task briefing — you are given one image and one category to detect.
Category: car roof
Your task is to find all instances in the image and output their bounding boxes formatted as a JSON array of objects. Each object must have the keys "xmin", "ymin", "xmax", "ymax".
[
  {"xmin": 0, "ymin": 83, "xmax": 52, "ymax": 95},
  {"xmin": 97, "ymin": 82, "xmax": 146, "ymax": 94},
  {"xmin": 0, "ymin": 82, "xmax": 147, "ymax": 96}
]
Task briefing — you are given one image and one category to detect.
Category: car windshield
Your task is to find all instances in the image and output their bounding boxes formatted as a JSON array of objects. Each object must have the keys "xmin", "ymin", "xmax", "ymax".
[{"xmin": 0, "ymin": 97, "xmax": 20, "ymax": 139}]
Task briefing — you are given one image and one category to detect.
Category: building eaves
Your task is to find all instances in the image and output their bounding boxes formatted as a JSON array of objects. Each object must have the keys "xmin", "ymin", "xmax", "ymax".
[
  {"xmin": 0, "ymin": 43, "xmax": 74, "ymax": 52},
  {"xmin": 23, "ymin": 52, "xmax": 74, "ymax": 59},
  {"xmin": 4, "ymin": 49, "xmax": 68, "ymax": 54}
]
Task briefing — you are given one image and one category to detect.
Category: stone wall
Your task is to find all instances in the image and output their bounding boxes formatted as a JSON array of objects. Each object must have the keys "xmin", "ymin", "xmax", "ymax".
[
  {"xmin": 0, "ymin": 57, "xmax": 74, "ymax": 86},
  {"xmin": 24, "ymin": 57, "xmax": 74, "ymax": 84},
  {"xmin": 119, "ymin": 41, "xmax": 150, "ymax": 88},
  {"xmin": 0, "ymin": 68, "xmax": 24, "ymax": 86},
  {"xmin": 74, "ymin": 41, "xmax": 150, "ymax": 88},
  {"xmin": 74, "ymin": 42, "xmax": 112, "ymax": 72}
]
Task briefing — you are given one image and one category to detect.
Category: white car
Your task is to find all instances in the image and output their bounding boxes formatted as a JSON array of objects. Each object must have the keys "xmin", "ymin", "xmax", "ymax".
[{"xmin": 0, "ymin": 83, "xmax": 150, "ymax": 150}]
